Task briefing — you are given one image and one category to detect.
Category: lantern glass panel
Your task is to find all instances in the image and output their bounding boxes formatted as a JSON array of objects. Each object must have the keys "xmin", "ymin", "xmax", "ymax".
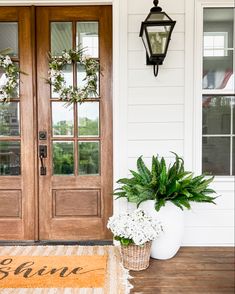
[
  {"xmin": 147, "ymin": 25, "xmax": 171, "ymax": 54},
  {"xmin": 142, "ymin": 28, "xmax": 151, "ymax": 58},
  {"xmin": 147, "ymin": 13, "xmax": 170, "ymax": 21}
]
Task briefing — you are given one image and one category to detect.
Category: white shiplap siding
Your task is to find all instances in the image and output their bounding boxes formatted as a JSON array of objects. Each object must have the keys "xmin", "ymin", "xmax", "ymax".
[{"xmin": 127, "ymin": 0, "xmax": 234, "ymax": 246}]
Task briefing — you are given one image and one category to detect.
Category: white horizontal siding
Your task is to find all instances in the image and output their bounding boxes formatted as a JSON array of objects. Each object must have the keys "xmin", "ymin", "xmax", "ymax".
[
  {"xmin": 128, "ymin": 87, "xmax": 184, "ymax": 105},
  {"xmin": 128, "ymin": 105, "xmax": 184, "ymax": 122},
  {"xmin": 210, "ymin": 180, "xmax": 235, "ymax": 191},
  {"xmin": 191, "ymin": 191, "xmax": 234, "ymax": 210},
  {"xmin": 128, "ymin": 0, "xmax": 185, "ymax": 14},
  {"xmin": 128, "ymin": 50, "xmax": 185, "ymax": 69},
  {"xmin": 128, "ymin": 140, "xmax": 184, "ymax": 157},
  {"xmin": 184, "ymin": 210, "xmax": 234, "ymax": 227},
  {"xmin": 127, "ymin": 156, "xmax": 175, "ymax": 171},
  {"xmin": 128, "ymin": 69, "xmax": 185, "ymax": 87},
  {"xmin": 183, "ymin": 227, "xmax": 234, "ymax": 245},
  {"xmin": 128, "ymin": 122, "xmax": 184, "ymax": 140}
]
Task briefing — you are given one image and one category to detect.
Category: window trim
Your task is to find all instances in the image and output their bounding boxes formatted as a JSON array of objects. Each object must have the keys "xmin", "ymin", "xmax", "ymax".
[{"xmin": 185, "ymin": 0, "xmax": 234, "ymax": 178}]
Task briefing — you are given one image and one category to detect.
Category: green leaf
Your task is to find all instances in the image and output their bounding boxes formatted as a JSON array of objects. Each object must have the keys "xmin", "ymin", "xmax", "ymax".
[
  {"xmin": 155, "ymin": 199, "xmax": 166, "ymax": 211},
  {"xmin": 137, "ymin": 156, "xmax": 151, "ymax": 183}
]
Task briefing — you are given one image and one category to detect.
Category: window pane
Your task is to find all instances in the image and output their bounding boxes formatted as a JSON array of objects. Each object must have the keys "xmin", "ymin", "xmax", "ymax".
[
  {"xmin": 0, "ymin": 141, "xmax": 20, "ymax": 176},
  {"xmin": 203, "ymin": 8, "xmax": 234, "ymax": 90},
  {"xmin": 77, "ymin": 22, "xmax": 99, "ymax": 58},
  {"xmin": 79, "ymin": 141, "xmax": 99, "ymax": 175},
  {"xmin": 78, "ymin": 102, "xmax": 99, "ymax": 137},
  {"xmin": 77, "ymin": 64, "xmax": 99, "ymax": 97},
  {"xmin": 0, "ymin": 102, "xmax": 20, "ymax": 136},
  {"xmin": 53, "ymin": 141, "xmax": 74, "ymax": 175},
  {"xmin": 0, "ymin": 22, "xmax": 18, "ymax": 57},
  {"xmin": 202, "ymin": 137, "xmax": 230, "ymax": 175},
  {"xmin": 203, "ymin": 96, "xmax": 231, "ymax": 134},
  {"xmin": 51, "ymin": 64, "xmax": 73, "ymax": 98},
  {"xmin": 51, "ymin": 22, "xmax": 72, "ymax": 56},
  {"xmin": 52, "ymin": 102, "xmax": 74, "ymax": 137}
]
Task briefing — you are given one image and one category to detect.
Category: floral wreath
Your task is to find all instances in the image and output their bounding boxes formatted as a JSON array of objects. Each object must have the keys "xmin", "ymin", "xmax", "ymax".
[
  {"xmin": 0, "ymin": 54, "xmax": 19, "ymax": 102},
  {"xmin": 48, "ymin": 47, "xmax": 99, "ymax": 104}
]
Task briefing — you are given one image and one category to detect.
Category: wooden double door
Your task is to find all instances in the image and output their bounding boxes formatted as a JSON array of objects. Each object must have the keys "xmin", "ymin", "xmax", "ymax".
[{"xmin": 0, "ymin": 6, "xmax": 112, "ymax": 241}]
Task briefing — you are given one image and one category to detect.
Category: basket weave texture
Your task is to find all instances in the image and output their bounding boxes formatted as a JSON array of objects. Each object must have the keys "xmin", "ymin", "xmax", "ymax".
[{"xmin": 121, "ymin": 241, "xmax": 152, "ymax": 271}]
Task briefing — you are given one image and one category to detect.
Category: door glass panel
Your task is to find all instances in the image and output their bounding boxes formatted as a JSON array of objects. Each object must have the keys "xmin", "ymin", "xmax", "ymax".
[
  {"xmin": 0, "ymin": 141, "xmax": 20, "ymax": 175},
  {"xmin": 0, "ymin": 22, "xmax": 18, "ymax": 57},
  {"xmin": 0, "ymin": 102, "xmax": 20, "ymax": 136},
  {"xmin": 203, "ymin": 96, "xmax": 231, "ymax": 134},
  {"xmin": 0, "ymin": 62, "xmax": 19, "ymax": 99},
  {"xmin": 78, "ymin": 102, "xmax": 99, "ymax": 137},
  {"xmin": 202, "ymin": 137, "xmax": 230, "ymax": 175},
  {"xmin": 52, "ymin": 102, "xmax": 74, "ymax": 137},
  {"xmin": 51, "ymin": 64, "xmax": 73, "ymax": 98},
  {"xmin": 78, "ymin": 141, "xmax": 99, "ymax": 175},
  {"xmin": 203, "ymin": 8, "xmax": 234, "ymax": 90},
  {"xmin": 77, "ymin": 63, "xmax": 99, "ymax": 97},
  {"xmin": 76, "ymin": 22, "xmax": 99, "ymax": 58},
  {"xmin": 53, "ymin": 141, "xmax": 74, "ymax": 175},
  {"xmin": 51, "ymin": 22, "xmax": 72, "ymax": 56}
]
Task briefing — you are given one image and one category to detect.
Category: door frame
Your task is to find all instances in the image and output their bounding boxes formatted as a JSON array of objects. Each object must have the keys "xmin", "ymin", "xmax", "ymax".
[{"xmin": 0, "ymin": 0, "xmax": 129, "ymax": 227}]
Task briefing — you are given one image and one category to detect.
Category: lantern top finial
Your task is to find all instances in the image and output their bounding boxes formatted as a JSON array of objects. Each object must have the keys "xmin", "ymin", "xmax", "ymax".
[
  {"xmin": 151, "ymin": 0, "xmax": 162, "ymax": 12},
  {"xmin": 153, "ymin": 0, "xmax": 159, "ymax": 6}
]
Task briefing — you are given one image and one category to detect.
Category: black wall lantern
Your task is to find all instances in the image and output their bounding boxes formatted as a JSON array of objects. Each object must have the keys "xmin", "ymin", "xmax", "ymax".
[{"xmin": 139, "ymin": 0, "xmax": 176, "ymax": 77}]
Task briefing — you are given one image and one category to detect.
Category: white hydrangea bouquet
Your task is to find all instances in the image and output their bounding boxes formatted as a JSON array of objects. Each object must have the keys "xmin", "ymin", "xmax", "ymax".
[{"xmin": 107, "ymin": 209, "xmax": 163, "ymax": 246}]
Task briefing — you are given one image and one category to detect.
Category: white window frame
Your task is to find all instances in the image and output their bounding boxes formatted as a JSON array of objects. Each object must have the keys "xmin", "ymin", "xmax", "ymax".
[{"xmin": 184, "ymin": 0, "xmax": 235, "ymax": 181}]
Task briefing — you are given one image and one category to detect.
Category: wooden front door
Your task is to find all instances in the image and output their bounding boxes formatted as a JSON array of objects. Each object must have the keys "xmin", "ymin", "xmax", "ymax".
[{"xmin": 0, "ymin": 6, "xmax": 113, "ymax": 241}]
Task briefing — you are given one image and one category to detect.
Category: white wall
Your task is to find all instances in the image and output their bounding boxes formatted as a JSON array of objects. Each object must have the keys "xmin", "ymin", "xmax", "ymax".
[{"xmin": 126, "ymin": 0, "xmax": 234, "ymax": 246}]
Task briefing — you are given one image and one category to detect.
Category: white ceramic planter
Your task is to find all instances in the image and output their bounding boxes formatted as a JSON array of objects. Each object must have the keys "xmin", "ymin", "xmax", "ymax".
[{"xmin": 140, "ymin": 200, "xmax": 184, "ymax": 260}]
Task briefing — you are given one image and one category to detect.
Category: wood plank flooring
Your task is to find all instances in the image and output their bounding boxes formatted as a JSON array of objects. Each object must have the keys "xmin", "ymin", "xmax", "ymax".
[{"xmin": 130, "ymin": 247, "xmax": 235, "ymax": 294}]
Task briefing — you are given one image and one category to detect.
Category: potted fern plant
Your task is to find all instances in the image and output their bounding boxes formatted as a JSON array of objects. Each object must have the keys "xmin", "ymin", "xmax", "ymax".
[{"xmin": 115, "ymin": 153, "xmax": 217, "ymax": 260}]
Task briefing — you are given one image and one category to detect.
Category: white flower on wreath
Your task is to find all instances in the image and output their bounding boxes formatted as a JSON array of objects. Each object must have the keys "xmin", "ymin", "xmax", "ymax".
[
  {"xmin": 3, "ymin": 55, "xmax": 12, "ymax": 66},
  {"xmin": 0, "ymin": 73, "xmax": 7, "ymax": 87}
]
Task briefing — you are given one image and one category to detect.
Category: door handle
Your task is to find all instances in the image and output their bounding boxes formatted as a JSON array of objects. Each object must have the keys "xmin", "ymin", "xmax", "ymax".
[{"xmin": 39, "ymin": 145, "xmax": 47, "ymax": 175}]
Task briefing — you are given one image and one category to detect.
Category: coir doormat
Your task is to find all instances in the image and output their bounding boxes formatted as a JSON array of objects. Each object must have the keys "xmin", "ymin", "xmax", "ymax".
[{"xmin": 0, "ymin": 245, "xmax": 132, "ymax": 294}]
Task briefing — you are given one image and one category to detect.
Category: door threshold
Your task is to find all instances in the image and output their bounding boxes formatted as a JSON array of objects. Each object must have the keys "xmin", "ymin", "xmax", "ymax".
[{"xmin": 0, "ymin": 240, "xmax": 113, "ymax": 246}]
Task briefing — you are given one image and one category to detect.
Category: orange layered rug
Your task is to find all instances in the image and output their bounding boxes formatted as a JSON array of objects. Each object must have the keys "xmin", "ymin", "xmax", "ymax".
[{"xmin": 0, "ymin": 245, "xmax": 132, "ymax": 294}]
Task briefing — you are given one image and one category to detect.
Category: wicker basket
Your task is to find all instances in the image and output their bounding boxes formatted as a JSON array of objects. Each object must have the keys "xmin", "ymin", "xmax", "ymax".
[{"xmin": 121, "ymin": 241, "xmax": 152, "ymax": 271}]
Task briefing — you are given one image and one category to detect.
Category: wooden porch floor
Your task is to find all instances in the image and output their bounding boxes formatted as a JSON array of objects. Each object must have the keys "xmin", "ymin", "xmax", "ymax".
[{"xmin": 130, "ymin": 247, "xmax": 235, "ymax": 294}]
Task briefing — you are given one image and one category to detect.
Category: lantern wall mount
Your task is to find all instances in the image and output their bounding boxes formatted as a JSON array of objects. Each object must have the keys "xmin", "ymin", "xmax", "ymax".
[{"xmin": 139, "ymin": 0, "xmax": 176, "ymax": 77}]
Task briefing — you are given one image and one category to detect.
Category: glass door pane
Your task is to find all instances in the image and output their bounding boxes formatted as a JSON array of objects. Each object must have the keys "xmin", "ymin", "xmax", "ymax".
[{"xmin": 0, "ymin": 21, "xmax": 20, "ymax": 176}]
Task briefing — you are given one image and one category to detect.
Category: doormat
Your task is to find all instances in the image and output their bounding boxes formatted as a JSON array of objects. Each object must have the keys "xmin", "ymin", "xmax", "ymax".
[{"xmin": 0, "ymin": 245, "xmax": 133, "ymax": 294}]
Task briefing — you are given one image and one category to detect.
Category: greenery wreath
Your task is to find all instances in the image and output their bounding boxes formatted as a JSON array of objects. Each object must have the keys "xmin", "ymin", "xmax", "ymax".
[
  {"xmin": 48, "ymin": 48, "xmax": 99, "ymax": 104},
  {"xmin": 0, "ymin": 54, "xmax": 19, "ymax": 103}
]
